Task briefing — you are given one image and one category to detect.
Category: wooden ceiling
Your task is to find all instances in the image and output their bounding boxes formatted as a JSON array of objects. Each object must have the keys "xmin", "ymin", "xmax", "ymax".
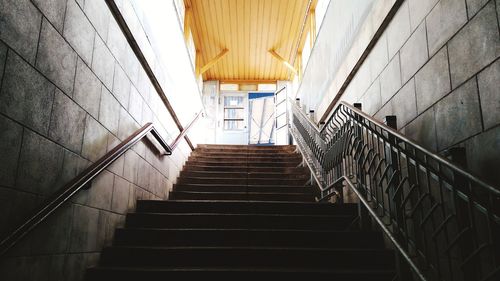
[{"xmin": 185, "ymin": 0, "xmax": 314, "ymax": 82}]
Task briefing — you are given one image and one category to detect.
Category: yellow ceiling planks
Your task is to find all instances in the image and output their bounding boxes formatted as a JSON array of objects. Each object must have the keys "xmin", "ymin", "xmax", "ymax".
[{"xmin": 186, "ymin": 0, "xmax": 313, "ymax": 81}]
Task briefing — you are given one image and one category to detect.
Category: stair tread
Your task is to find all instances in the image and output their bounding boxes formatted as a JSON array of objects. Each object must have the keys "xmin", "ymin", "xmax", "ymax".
[
  {"xmin": 106, "ymin": 246, "xmax": 391, "ymax": 252},
  {"xmin": 171, "ymin": 191, "xmax": 312, "ymax": 195},
  {"xmin": 116, "ymin": 227, "xmax": 377, "ymax": 233},
  {"xmin": 129, "ymin": 212, "xmax": 350, "ymax": 217},
  {"xmin": 88, "ymin": 144, "xmax": 395, "ymax": 280},
  {"xmin": 90, "ymin": 266, "xmax": 395, "ymax": 273}
]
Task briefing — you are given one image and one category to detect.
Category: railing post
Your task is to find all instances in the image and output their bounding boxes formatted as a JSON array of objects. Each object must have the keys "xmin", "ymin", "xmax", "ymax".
[
  {"xmin": 446, "ymin": 147, "xmax": 475, "ymax": 280},
  {"xmin": 352, "ymin": 103, "xmax": 370, "ymax": 230},
  {"xmin": 384, "ymin": 115, "xmax": 412, "ymax": 281},
  {"xmin": 309, "ymin": 110, "xmax": 315, "ymax": 123}
]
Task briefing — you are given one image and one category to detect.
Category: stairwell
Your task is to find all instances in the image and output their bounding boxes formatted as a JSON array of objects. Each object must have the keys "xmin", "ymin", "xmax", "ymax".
[{"xmin": 86, "ymin": 144, "xmax": 396, "ymax": 280}]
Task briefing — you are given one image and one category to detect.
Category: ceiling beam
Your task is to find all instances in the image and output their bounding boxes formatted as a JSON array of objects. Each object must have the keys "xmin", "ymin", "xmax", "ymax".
[
  {"xmin": 269, "ymin": 49, "xmax": 298, "ymax": 75},
  {"xmin": 183, "ymin": 7, "xmax": 191, "ymax": 42},
  {"xmin": 220, "ymin": 79, "xmax": 277, "ymax": 84},
  {"xmin": 199, "ymin": 48, "xmax": 229, "ymax": 75}
]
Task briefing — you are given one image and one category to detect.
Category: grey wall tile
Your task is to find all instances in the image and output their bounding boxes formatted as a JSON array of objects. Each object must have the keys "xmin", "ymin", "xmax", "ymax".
[
  {"xmin": 368, "ymin": 34, "xmax": 389, "ymax": 82},
  {"xmin": 74, "ymin": 58, "xmax": 102, "ymax": 118},
  {"xmin": 359, "ymin": 78, "xmax": 381, "ymax": 116},
  {"xmin": 16, "ymin": 129, "xmax": 64, "ymax": 195},
  {"xmin": 106, "ymin": 134, "xmax": 125, "ymax": 176},
  {"xmin": 415, "ymin": 47, "xmax": 451, "ymax": 113},
  {"xmin": 48, "ymin": 90, "xmax": 87, "ymax": 153},
  {"xmin": 408, "ymin": 0, "xmax": 439, "ymax": 30},
  {"xmin": 128, "ymin": 86, "xmax": 143, "ymax": 123},
  {"xmin": 374, "ymin": 99, "xmax": 394, "ymax": 123},
  {"xmin": 466, "ymin": 0, "xmax": 490, "ymax": 18},
  {"xmin": 81, "ymin": 116, "xmax": 108, "ymax": 162},
  {"xmin": 0, "ymin": 0, "xmax": 41, "ymax": 63},
  {"xmin": 69, "ymin": 205, "xmax": 99, "ymax": 252},
  {"xmin": 391, "ymin": 78, "xmax": 418, "ymax": 128},
  {"xmin": 404, "ymin": 108, "xmax": 438, "ymax": 151},
  {"xmin": 91, "ymin": 35, "xmax": 115, "ymax": 90},
  {"xmin": 106, "ymin": 20, "xmax": 127, "ymax": 67},
  {"xmin": 84, "ymin": 0, "xmax": 111, "ymax": 39},
  {"xmin": 123, "ymin": 150, "xmax": 139, "ymax": 185},
  {"xmin": 123, "ymin": 47, "xmax": 140, "ymax": 86},
  {"xmin": 99, "ymin": 87, "xmax": 121, "ymax": 135},
  {"xmin": 0, "ymin": 115, "xmax": 22, "ymax": 187},
  {"xmin": 137, "ymin": 157, "xmax": 151, "ymax": 190},
  {"xmin": 465, "ymin": 126, "xmax": 500, "ymax": 186},
  {"xmin": 400, "ymin": 22, "xmax": 429, "ymax": 83},
  {"xmin": 497, "ymin": 0, "xmax": 500, "ymax": 26},
  {"xmin": 87, "ymin": 170, "xmax": 114, "ymax": 209},
  {"xmin": 127, "ymin": 183, "xmax": 137, "ymax": 210},
  {"xmin": 448, "ymin": 1, "xmax": 499, "ymax": 88},
  {"xmin": 46, "ymin": 255, "xmax": 67, "ymax": 280},
  {"xmin": 31, "ymin": 0, "xmax": 67, "ymax": 33},
  {"xmin": 117, "ymin": 107, "xmax": 139, "ymax": 141},
  {"xmin": 386, "ymin": 1, "xmax": 411, "ymax": 59},
  {"xmin": 0, "ymin": 256, "xmax": 52, "ymax": 281},
  {"xmin": 380, "ymin": 54, "xmax": 402, "ymax": 104},
  {"xmin": 136, "ymin": 70, "xmax": 151, "ymax": 103},
  {"xmin": 112, "ymin": 64, "xmax": 131, "ymax": 108},
  {"xmin": 60, "ymin": 149, "xmax": 91, "ymax": 203},
  {"xmin": 63, "ymin": 253, "xmax": 94, "ymax": 281},
  {"xmin": 63, "ymin": 0, "xmax": 95, "ymax": 65},
  {"xmin": 0, "ymin": 51, "xmax": 55, "ymax": 135},
  {"xmin": 36, "ymin": 19, "xmax": 77, "ymax": 95},
  {"xmin": 0, "ymin": 40, "xmax": 7, "ymax": 86},
  {"xmin": 30, "ymin": 204, "xmax": 72, "ymax": 255},
  {"xmin": 435, "ymin": 78, "xmax": 482, "ymax": 150},
  {"xmin": 478, "ymin": 59, "xmax": 500, "ymax": 130},
  {"xmin": 112, "ymin": 175, "xmax": 130, "ymax": 214},
  {"xmin": 426, "ymin": 0, "xmax": 467, "ymax": 56},
  {"xmin": 0, "ymin": 187, "xmax": 40, "ymax": 238},
  {"xmin": 141, "ymin": 103, "xmax": 153, "ymax": 124}
]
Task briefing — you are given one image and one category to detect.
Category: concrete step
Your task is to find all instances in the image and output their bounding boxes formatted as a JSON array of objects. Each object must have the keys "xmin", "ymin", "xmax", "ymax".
[
  {"xmin": 169, "ymin": 191, "xmax": 315, "ymax": 202},
  {"xmin": 188, "ymin": 156, "xmax": 302, "ymax": 163},
  {"xmin": 177, "ymin": 177, "xmax": 308, "ymax": 186},
  {"xmin": 185, "ymin": 160, "xmax": 301, "ymax": 167},
  {"xmin": 87, "ymin": 267, "xmax": 396, "ymax": 281},
  {"xmin": 182, "ymin": 165, "xmax": 309, "ymax": 174},
  {"xmin": 113, "ymin": 228, "xmax": 385, "ymax": 248},
  {"xmin": 196, "ymin": 144, "xmax": 296, "ymax": 150},
  {"xmin": 125, "ymin": 213, "xmax": 355, "ymax": 230},
  {"xmin": 191, "ymin": 151, "xmax": 300, "ymax": 157},
  {"xmin": 173, "ymin": 183, "xmax": 312, "ymax": 193},
  {"xmin": 135, "ymin": 200, "xmax": 358, "ymax": 216},
  {"xmin": 99, "ymin": 246, "xmax": 395, "ymax": 268},
  {"xmin": 179, "ymin": 170, "xmax": 309, "ymax": 179}
]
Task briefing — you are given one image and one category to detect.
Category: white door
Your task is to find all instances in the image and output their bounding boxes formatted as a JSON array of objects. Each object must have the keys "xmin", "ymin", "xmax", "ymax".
[{"xmin": 216, "ymin": 92, "xmax": 249, "ymax": 144}]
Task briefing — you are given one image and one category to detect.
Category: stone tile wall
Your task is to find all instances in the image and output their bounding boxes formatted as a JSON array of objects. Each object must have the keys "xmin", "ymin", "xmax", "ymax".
[
  {"xmin": 0, "ymin": 0, "xmax": 194, "ymax": 279},
  {"xmin": 341, "ymin": 0, "xmax": 499, "ymax": 185}
]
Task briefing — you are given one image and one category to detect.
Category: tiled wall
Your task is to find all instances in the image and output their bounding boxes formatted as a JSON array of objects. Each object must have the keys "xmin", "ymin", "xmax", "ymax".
[
  {"xmin": 0, "ymin": 0, "xmax": 195, "ymax": 279},
  {"xmin": 313, "ymin": 0, "xmax": 500, "ymax": 185}
]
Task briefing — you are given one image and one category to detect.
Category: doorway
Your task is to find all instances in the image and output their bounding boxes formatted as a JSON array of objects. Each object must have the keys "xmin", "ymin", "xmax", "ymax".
[{"xmin": 216, "ymin": 92, "xmax": 249, "ymax": 144}]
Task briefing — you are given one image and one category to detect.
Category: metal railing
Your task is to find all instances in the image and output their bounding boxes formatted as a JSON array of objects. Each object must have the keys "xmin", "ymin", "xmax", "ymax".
[
  {"xmin": 289, "ymin": 99, "xmax": 500, "ymax": 281},
  {"xmin": 0, "ymin": 110, "xmax": 203, "ymax": 257}
]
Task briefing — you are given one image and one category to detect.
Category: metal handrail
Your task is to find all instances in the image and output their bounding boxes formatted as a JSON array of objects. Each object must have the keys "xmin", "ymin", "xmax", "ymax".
[
  {"xmin": 333, "ymin": 176, "xmax": 427, "ymax": 281},
  {"xmin": 0, "ymin": 112, "xmax": 203, "ymax": 257},
  {"xmin": 323, "ymin": 102, "xmax": 499, "ymax": 195},
  {"xmin": 289, "ymin": 98, "xmax": 500, "ymax": 281}
]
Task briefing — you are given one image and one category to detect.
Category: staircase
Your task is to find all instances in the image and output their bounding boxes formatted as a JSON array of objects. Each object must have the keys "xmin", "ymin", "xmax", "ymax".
[{"xmin": 86, "ymin": 144, "xmax": 396, "ymax": 280}]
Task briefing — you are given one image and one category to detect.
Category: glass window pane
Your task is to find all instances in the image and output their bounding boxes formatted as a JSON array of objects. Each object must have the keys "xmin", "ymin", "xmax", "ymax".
[
  {"xmin": 224, "ymin": 96, "xmax": 244, "ymax": 107},
  {"xmin": 224, "ymin": 120, "xmax": 245, "ymax": 130},
  {"xmin": 224, "ymin": 108, "xmax": 244, "ymax": 119}
]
